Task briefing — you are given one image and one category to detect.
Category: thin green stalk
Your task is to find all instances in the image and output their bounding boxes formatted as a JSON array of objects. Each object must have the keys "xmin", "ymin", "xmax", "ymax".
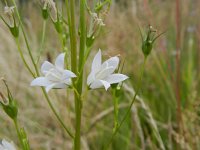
[
  {"xmin": 77, "ymin": 0, "xmax": 86, "ymax": 92},
  {"xmin": 65, "ymin": 0, "xmax": 72, "ymax": 69},
  {"xmin": 11, "ymin": 0, "xmax": 74, "ymax": 139},
  {"xmin": 74, "ymin": 0, "xmax": 86, "ymax": 149},
  {"xmin": 11, "ymin": 0, "xmax": 39, "ymax": 75},
  {"xmin": 112, "ymin": 88, "xmax": 119, "ymax": 132},
  {"xmin": 58, "ymin": 33, "xmax": 65, "ymax": 50},
  {"xmin": 66, "ymin": 0, "xmax": 81, "ymax": 146},
  {"xmin": 41, "ymin": 88, "xmax": 74, "ymax": 139},
  {"xmin": 13, "ymin": 119, "xmax": 24, "ymax": 150},
  {"xmin": 37, "ymin": 20, "xmax": 47, "ymax": 64},
  {"xmin": 66, "ymin": 0, "xmax": 82, "ymax": 149},
  {"xmin": 69, "ymin": 0, "xmax": 77, "ymax": 74},
  {"xmin": 15, "ymin": 37, "xmax": 35, "ymax": 77},
  {"xmin": 104, "ymin": 57, "xmax": 147, "ymax": 150},
  {"xmin": 74, "ymin": 97, "xmax": 82, "ymax": 150}
]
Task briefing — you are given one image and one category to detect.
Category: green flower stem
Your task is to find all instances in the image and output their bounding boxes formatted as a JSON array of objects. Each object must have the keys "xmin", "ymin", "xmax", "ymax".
[
  {"xmin": 58, "ymin": 33, "xmax": 65, "ymax": 50},
  {"xmin": 104, "ymin": 57, "xmax": 147, "ymax": 150},
  {"xmin": 74, "ymin": 96, "xmax": 82, "ymax": 150},
  {"xmin": 112, "ymin": 88, "xmax": 119, "ymax": 132},
  {"xmin": 69, "ymin": 0, "xmax": 77, "ymax": 74},
  {"xmin": 78, "ymin": 0, "xmax": 86, "ymax": 77},
  {"xmin": 73, "ymin": 0, "xmax": 86, "ymax": 149},
  {"xmin": 11, "ymin": 0, "xmax": 74, "ymax": 139},
  {"xmin": 66, "ymin": 0, "xmax": 83, "ymax": 149},
  {"xmin": 15, "ymin": 37, "xmax": 35, "ymax": 77},
  {"xmin": 37, "ymin": 20, "xmax": 47, "ymax": 64},
  {"xmin": 11, "ymin": 0, "xmax": 39, "ymax": 76},
  {"xmin": 13, "ymin": 118, "xmax": 25, "ymax": 150},
  {"xmin": 41, "ymin": 88, "xmax": 74, "ymax": 139}
]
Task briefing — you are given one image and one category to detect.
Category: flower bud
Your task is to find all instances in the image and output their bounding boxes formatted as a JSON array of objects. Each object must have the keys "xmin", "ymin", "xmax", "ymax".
[
  {"xmin": 0, "ymin": 81, "xmax": 18, "ymax": 120},
  {"xmin": 42, "ymin": 8, "xmax": 49, "ymax": 20},
  {"xmin": 141, "ymin": 25, "xmax": 163, "ymax": 57},
  {"xmin": 0, "ymin": 93, "xmax": 18, "ymax": 120},
  {"xmin": 86, "ymin": 34, "xmax": 95, "ymax": 48},
  {"xmin": 53, "ymin": 19, "xmax": 63, "ymax": 33},
  {"xmin": 142, "ymin": 40, "xmax": 153, "ymax": 57},
  {"xmin": 1, "ymin": 6, "xmax": 19, "ymax": 38},
  {"xmin": 9, "ymin": 25, "xmax": 19, "ymax": 38}
]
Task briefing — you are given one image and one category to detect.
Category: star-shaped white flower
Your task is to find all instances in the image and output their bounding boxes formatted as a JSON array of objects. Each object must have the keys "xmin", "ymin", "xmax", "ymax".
[
  {"xmin": 31, "ymin": 53, "xmax": 76, "ymax": 92},
  {"xmin": 0, "ymin": 139, "xmax": 16, "ymax": 150},
  {"xmin": 87, "ymin": 49, "xmax": 128, "ymax": 90}
]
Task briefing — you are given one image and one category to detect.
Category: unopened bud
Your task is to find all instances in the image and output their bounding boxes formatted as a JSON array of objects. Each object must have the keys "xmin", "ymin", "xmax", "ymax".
[
  {"xmin": 53, "ymin": 19, "xmax": 63, "ymax": 33},
  {"xmin": 9, "ymin": 25, "xmax": 19, "ymax": 38},
  {"xmin": 2, "ymin": 6, "xmax": 19, "ymax": 37},
  {"xmin": 42, "ymin": 8, "xmax": 49, "ymax": 20},
  {"xmin": 141, "ymin": 25, "xmax": 164, "ymax": 57},
  {"xmin": 0, "ymin": 81, "xmax": 18, "ymax": 120},
  {"xmin": 86, "ymin": 35, "xmax": 95, "ymax": 47}
]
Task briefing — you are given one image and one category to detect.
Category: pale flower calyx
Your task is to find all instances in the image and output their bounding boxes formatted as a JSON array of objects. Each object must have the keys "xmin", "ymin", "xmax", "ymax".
[{"xmin": 31, "ymin": 53, "xmax": 76, "ymax": 92}]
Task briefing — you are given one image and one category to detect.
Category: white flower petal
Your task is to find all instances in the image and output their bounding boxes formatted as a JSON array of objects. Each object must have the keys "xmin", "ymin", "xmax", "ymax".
[
  {"xmin": 63, "ymin": 78, "xmax": 72, "ymax": 86},
  {"xmin": 95, "ymin": 67, "xmax": 115, "ymax": 79},
  {"xmin": 101, "ymin": 56, "xmax": 119, "ymax": 70},
  {"xmin": 53, "ymin": 83, "xmax": 67, "ymax": 89},
  {"xmin": 55, "ymin": 53, "xmax": 65, "ymax": 69},
  {"xmin": 63, "ymin": 70, "xmax": 77, "ymax": 78},
  {"xmin": 90, "ymin": 80, "xmax": 110, "ymax": 90},
  {"xmin": 2, "ymin": 139, "xmax": 16, "ymax": 150},
  {"xmin": 41, "ymin": 61, "xmax": 54, "ymax": 75},
  {"xmin": 87, "ymin": 71, "xmax": 96, "ymax": 85},
  {"xmin": 91, "ymin": 49, "xmax": 102, "ymax": 73},
  {"xmin": 30, "ymin": 77, "xmax": 52, "ymax": 86},
  {"xmin": 45, "ymin": 83, "xmax": 56, "ymax": 92},
  {"xmin": 45, "ymin": 82, "xmax": 67, "ymax": 92},
  {"xmin": 104, "ymin": 74, "xmax": 129, "ymax": 84}
]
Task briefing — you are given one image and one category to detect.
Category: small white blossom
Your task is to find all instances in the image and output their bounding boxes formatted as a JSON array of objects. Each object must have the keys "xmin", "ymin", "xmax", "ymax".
[
  {"xmin": 91, "ymin": 13, "xmax": 105, "ymax": 26},
  {"xmin": 0, "ymin": 139, "xmax": 16, "ymax": 150},
  {"xmin": 87, "ymin": 49, "xmax": 128, "ymax": 90},
  {"xmin": 31, "ymin": 53, "xmax": 76, "ymax": 92},
  {"xmin": 4, "ymin": 6, "xmax": 15, "ymax": 17}
]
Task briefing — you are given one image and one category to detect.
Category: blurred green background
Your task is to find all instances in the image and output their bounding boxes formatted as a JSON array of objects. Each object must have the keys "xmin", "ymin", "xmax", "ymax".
[{"xmin": 0, "ymin": 0, "xmax": 200, "ymax": 149}]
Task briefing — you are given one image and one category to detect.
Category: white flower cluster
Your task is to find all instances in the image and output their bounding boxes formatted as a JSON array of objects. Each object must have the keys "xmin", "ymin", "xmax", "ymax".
[
  {"xmin": 31, "ymin": 53, "xmax": 76, "ymax": 92},
  {"xmin": 31, "ymin": 50, "xmax": 128, "ymax": 92}
]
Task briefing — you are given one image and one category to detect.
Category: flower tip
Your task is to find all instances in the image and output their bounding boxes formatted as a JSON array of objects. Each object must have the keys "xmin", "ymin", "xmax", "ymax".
[
  {"xmin": 105, "ymin": 87, "xmax": 109, "ymax": 91},
  {"xmin": 45, "ymin": 88, "xmax": 50, "ymax": 93}
]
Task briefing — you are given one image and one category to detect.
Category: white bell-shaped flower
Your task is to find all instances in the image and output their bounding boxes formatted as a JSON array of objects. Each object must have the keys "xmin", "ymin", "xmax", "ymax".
[
  {"xmin": 31, "ymin": 53, "xmax": 76, "ymax": 92},
  {"xmin": 0, "ymin": 139, "xmax": 16, "ymax": 150},
  {"xmin": 87, "ymin": 49, "xmax": 128, "ymax": 90}
]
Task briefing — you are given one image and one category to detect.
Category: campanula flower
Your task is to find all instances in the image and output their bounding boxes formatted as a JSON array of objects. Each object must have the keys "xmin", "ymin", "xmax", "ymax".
[
  {"xmin": 87, "ymin": 50, "xmax": 128, "ymax": 90},
  {"xmin": 0, "ymin": 139, "xmax": 16, "ymax": 150},
  {"xmin": 31, "ymin": 53, "xmax": 76, "ymax": 92}
]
